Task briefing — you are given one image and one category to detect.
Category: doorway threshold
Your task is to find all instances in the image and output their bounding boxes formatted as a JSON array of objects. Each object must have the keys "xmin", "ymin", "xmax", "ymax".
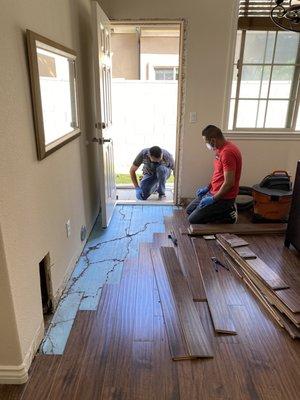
[
  {"xmin": 116, "ymin": 186, "xmax": 174, "ymax": 204},
  {"xmin": 117, "ymin": 200, "xmax": 174, "ymax": 205}
]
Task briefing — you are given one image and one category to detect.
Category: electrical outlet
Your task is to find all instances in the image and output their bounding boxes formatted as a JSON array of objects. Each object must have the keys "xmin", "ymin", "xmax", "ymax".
[
  {"xmin": 66, "ymin": 220, "xmax": 71, "ymax": 238},
  {"xmin": 190, "ymin": 111, "xmax": 197, "ymax": 123}
]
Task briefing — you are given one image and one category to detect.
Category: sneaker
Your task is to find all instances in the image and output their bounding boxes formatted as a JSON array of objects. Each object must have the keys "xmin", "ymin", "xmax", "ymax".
[{"xmin": 158, "ymin": 193, "xmax": 166, "ymax": 200}]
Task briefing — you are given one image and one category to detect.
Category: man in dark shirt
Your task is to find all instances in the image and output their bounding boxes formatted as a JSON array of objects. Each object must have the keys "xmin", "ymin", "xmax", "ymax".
[
  {"xmin": 186, "ymin": 125, "xmax": 242, "ymax": 224},
  {"xmin": 130, "ymin": 146, "xmax": 175, "ymax": 200}
]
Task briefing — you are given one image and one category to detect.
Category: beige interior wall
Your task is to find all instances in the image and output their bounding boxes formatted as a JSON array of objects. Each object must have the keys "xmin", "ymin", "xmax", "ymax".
[
  {"xmin": 0, "ymin": 0, "xmax": 100, "ymax": 365},
  {"xmin": 111, "ymin": 33, "xmax": 139, "ymax": 79},
  {"xmin": 141, "ymin": 36, "xmax": 179, "ymax": 54},
  {"xmin": 0, "ymin": 225, "xmax": 23, "ymax": 366},
  {"xmin": 99, "ymin": 0, "xmax": 300, "ymax": 198}
]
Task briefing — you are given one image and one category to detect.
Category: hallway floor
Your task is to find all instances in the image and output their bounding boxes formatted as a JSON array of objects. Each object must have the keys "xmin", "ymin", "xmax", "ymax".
[
  {"xmin": 1, "ymin": 205, "xmax": 300, "ymax": 400},
  {"xmin": 40, "ymin": 205, "xmax": 174, "ymax": 355}
]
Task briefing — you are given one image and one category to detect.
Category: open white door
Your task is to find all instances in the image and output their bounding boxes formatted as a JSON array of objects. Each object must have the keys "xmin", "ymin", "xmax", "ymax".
[{"xmin": 92, "ymin": 1, "xmax": 116, "ymax": 227}]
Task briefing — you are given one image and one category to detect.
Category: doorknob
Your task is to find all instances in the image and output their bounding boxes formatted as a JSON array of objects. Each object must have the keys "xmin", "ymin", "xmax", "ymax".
[
  {"xmin": 100, "ymin": 138, "xmax": 112, "ymax": 144},
  {"xmin": 95, "ymin": 122, "xmax": 107, "ymax": 130},
  {"xmin": 92, "ymin": 137, "xmax": 112, "ymax": 144}
]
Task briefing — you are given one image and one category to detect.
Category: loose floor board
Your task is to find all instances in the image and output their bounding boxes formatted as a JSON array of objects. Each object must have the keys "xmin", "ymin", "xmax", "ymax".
[
  {"xmin": 160, "ymin": 247, "xmax": 213, "ymax": 358},
  {"xmin": 192, "ymin": 238, "xmax": 237, "ymax": 335}
]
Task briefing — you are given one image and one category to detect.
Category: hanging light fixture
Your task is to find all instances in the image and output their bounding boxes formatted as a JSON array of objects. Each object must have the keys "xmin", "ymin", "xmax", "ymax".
[{"xmin": 271, "ymin": 0, "xmax": 300, "ymax": 32}]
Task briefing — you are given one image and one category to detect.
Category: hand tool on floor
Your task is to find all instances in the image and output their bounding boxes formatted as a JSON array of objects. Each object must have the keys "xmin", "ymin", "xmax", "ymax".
[
  {"xmin": 211, "ymin": 257, "xmax": 230, "ymax": 272},
  {"xmin": 168, "ymin": 230, "xmax": 178, "ymax": 246}
]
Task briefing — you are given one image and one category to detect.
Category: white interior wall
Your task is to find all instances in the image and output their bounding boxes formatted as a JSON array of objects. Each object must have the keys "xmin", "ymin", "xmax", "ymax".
[
  {"xmin": 0, "ymin": 0, "xmax": 100, "ymax": 376},
  {"xmin": 99, "ymin": 0, "xmax": 300, "ymax": 198}
]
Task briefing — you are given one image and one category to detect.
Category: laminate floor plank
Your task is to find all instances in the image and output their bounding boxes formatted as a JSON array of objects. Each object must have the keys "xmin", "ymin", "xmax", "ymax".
[
  {"xmin": 153, "ymin": 315, "xmax": 180, "ymax": 400},
  {"xmin": 235, "ymin": 246, "xmax": 257, "ymax": 259},
  {"xmin": 160, "ymin": 247, "xmax": 213, "ymax": 358},
  {"xmin": 192, "ymin": 238, "xmax": 237, "ymax": 334},
  {"xmin": 189, "ymin": 223, "xmax": 287, "ymax": 236},
  {"xmin": 72, "ymin": 284, "xmax": 120, "ymax": 400},
  {"xmin": 153, "ymin": 232, "xmax": 174, "ymax": 248},
  {"xmin": 20, "ymin": 356, "xmax": 62, "ymax": 400},
  {"xmin": 221, "ymin": 233, "xmax": 249, "ymax": 248},
  {"xmin": 176, "ymin": 234, "xmax": 206, "ymax": 302},
  {"xmin": 0, "ymin": 384, "xmax": 26, "ymax": 400},
  {"xmin": 205, "ymin": 239, "xmax": 246, "ymax": 307},
  {"xmin": 100, "ymin": 259, "xmax": 138, "ymax": 400},
  {"xmin": 275, "ymin": 288, "xmax": 300, "ymax": 313},
  {"xmin": 134, "ymin": 244, "xmax": 155, "ymax": 341},
  {"xmin": 150, "ymin": 249, "xmax": 190, "ymax": 360},
  {"xmin": 132, "ymin": 341, "xmax": 154, "ymax": 400},
  {"xmin": 46, "ymin": 311, "xmax": 95, "ymax": 400},
  {"xmin": 246, "ymin": 257, "xmax": 289, "ymax": 290},
  {"xmin": 164, "ymin": 217, "xmax": 207, "ymax": 302}
]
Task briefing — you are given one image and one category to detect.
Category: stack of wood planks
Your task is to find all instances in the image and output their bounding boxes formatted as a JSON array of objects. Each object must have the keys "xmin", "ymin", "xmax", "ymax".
[
  {"xmin": 216, "ymin": 233, "xmax": 300, "ymax": 339},
  {"xmin": 150, "ymin": 210, "xmax": 300, "ymax": 361}
]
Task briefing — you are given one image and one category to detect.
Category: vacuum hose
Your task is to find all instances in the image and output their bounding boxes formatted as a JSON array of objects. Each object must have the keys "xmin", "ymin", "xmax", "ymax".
[{"xmin": 236, "ymin": 186, "xmax": 254, "ymax": 211}]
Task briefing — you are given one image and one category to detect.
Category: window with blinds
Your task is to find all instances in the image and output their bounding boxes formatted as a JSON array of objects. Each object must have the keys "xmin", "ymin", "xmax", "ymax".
[
  {"xmin": 227, "ymin": 1, "xmax": 300, "ymax": 132},
  {"xmin": 238, "ymin": 0, "xmax": 291, "ymax": 30}
]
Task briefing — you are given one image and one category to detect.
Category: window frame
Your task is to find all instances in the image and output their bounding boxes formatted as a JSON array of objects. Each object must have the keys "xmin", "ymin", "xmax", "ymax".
[
  {"xmin": 26, "ymin": 30, "xmax": 81, "ymax": 160},
  {"xmin": 154, "ymin": 66, "xmax": 178, "ymax": 81},
  {"xmin": 228, "ymin": 29, "xmax": 300, "ymax": 134}
]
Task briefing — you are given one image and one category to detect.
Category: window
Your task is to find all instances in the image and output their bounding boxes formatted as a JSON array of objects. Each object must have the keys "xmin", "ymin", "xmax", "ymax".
[
  {"xmin": 154, "ymin": 66, "xmax": 178, "ymax": 80},
  {"xmin": 229, "ymin": 30, "xmax": 300, "ymax": 131},
  {"xmin": 26, "ymin": 30, "xmax": 80, "ymax": 160}
]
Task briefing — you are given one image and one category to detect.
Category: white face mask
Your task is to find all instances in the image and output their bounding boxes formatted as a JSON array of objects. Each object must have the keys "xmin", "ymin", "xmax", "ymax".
[{"xmin": 206, "ymin": 142, "xmax": 213, "ymax": 151}]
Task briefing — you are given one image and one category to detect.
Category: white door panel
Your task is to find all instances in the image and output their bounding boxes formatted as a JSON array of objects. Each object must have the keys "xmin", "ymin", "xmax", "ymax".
[{"xmin": 92, "ymin": 1, "xmax": 116, "ymax": 227}]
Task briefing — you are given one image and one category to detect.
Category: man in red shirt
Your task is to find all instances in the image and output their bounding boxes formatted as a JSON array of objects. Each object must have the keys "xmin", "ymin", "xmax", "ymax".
[{"xmin": 186, "ymin": 125, "xmax": 242, "ymax": 224}]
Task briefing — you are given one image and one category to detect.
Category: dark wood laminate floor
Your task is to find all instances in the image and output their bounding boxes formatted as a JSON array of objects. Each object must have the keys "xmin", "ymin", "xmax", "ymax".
[{"xmin": 1, "ymin": 234, "xmax": 300, "ymax": 399}]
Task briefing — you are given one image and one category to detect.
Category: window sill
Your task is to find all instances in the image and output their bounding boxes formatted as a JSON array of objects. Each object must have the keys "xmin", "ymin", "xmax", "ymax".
[{"xmin": 224, "ymin": 131, "xmax": 300, "ymax": 141}]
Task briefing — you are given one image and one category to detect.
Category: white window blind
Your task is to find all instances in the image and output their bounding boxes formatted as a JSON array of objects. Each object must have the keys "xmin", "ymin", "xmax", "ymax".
[{"xmin": 238, "ymin": 0, "xmax": 291, "ymax": 30}]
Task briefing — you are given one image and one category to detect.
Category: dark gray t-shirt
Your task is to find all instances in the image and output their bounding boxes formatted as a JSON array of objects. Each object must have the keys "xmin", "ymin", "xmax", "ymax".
[{"xmin": 133, "ymin": 148, "xmax": 175, "ymax": 175}]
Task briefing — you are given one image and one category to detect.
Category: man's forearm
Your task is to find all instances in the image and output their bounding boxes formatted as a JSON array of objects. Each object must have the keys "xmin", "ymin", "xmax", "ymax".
[
  {"xmin": 130, "ymin": 171, "xmax": 139, "ymax": 188},
  {"xmin": 213, "ymin": 182, "xmax": 232, "ymax": 201}
]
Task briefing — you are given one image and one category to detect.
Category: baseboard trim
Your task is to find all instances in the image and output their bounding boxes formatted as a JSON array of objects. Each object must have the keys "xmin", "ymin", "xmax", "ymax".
[
  {"xmin": 0, "ymin": 321, "xmax": 44, "ymax": 384},
  {"xmin": 0, "ymin": 364, "xmax": 28, "ymax": 384}
]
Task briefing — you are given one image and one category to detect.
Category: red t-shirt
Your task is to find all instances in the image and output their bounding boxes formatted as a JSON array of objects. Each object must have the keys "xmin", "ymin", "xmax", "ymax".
[{"xmin": 210, "ymin": 141, "xmax": 242, "ymax": 200}]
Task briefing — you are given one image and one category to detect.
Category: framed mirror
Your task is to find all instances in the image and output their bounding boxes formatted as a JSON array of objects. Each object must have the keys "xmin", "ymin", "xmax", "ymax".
[{"xmin": 26, "ymin": 30, "xmax": 80, "ymax": 160}]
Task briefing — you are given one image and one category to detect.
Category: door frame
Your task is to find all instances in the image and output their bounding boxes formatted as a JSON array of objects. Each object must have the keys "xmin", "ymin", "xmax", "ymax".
[{"xmin": 110, "ymin": 19, "xmax": 187, "ymax": 206}]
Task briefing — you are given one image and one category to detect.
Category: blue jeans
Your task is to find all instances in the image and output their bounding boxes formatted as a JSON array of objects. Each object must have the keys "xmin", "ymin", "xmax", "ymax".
[
  {"xmin": 139, "ymin": 165, "xmax": 171, "ymax": 200},
  {"xmin": 186, "ymin": 192, "xmax": 237, "ymax": 224}
]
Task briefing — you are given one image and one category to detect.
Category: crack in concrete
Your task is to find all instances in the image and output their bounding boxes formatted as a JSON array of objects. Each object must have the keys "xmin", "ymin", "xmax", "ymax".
[
  {"xmin": 40, "ymin": 315, "xmax": 78, "ymax": 354},
  {"xmin": 84, "ymin": 221, "xmax": 159, "ymax": 254},
  {"xmin": 41, "ymin": 333, "xmax": 55, "ymax": 354},
  {"xmin": 118, "ymin": 207, "xmax": 127, "ymax": 220}
]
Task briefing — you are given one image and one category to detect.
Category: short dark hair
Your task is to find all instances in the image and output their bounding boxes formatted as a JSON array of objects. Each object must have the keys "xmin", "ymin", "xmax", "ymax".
[
  {"xmin": 202, "ymin": 125, "xmax": 223, "ymax": 140},
  {"xmin": 149, "ymin": 146, "xmax": 162, "ymax": 158}
]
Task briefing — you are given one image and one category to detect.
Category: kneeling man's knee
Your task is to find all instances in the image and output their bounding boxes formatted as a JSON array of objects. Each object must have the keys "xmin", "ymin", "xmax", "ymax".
[{"xmin": 156, "ymin": 165, "xmax": 168, "ymax": 176}]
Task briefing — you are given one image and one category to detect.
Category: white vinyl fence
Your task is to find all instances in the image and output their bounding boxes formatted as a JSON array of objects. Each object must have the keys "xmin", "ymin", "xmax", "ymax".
[{"xmin": 111, "ymin": 80, "xmax": 178, "ymax": 173}]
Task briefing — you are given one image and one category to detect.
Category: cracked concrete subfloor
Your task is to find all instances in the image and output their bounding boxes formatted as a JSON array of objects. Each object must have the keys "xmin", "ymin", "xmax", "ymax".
[{"xmin": 40, "ymin": 204, "xmax": 174, "ymax": 355}]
